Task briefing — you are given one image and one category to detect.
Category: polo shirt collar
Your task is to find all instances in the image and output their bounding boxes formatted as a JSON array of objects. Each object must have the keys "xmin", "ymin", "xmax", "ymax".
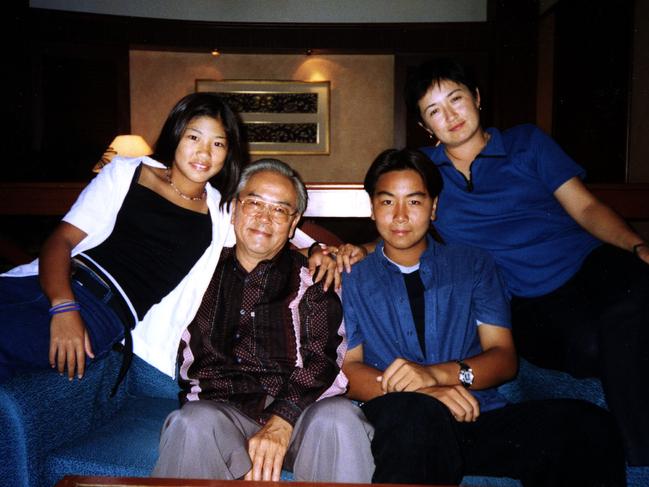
[
  {"xmin": 481, "ymin": 127, "xmax": 507, "ymax": 157},
  {"xmin": 429, "ymin": 127, "xmax": 506, "ymax": 166}
]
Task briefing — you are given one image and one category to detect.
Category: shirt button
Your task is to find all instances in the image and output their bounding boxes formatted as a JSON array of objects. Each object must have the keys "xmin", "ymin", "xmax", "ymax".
[
  {"xmin": 236, "ymin": 357, "xmax": 242, "ymax": 363},
  {"xmin": 240, "ymin": 309, "xmax": 245, "ymax": 315},
  {"xmin": 235, "ymin": 333, "xmax": 240, "ymax": 339}
]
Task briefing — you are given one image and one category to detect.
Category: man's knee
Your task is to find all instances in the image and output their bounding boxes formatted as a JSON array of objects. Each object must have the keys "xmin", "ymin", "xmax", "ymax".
[
  {"xmin": 362, "ymin": 391, "xmax": 448, "ymax": 427},
  {"xmin": 299, "ymin": 397, "xmax": 370, "ymax": 435},
  {"xmin": 163, "ymin": 401, "xmax": 235, "ymax": 437}
]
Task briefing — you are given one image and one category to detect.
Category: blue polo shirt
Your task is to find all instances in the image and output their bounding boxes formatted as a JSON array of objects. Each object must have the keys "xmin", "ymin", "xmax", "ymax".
[
  {"xmin": 421, "ymin": 124, "xmax": 601, "ymax": 298},
  {"xmin": 342, "ymin": 237, "xmax": 510, "ymax": 412}
]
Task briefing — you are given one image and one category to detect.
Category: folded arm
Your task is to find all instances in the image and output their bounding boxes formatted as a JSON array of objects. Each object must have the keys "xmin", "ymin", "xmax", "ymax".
[
  {"xmin": 414, "ymin": 324, "xmax": 518, "ymax": 390},
  {"xmin": 344, "ymin": 324, "xmax": 517, "ymax": 422},
  {"xmin": 343, "ymin": 343, "xmax": 482, "ymax": 422}
]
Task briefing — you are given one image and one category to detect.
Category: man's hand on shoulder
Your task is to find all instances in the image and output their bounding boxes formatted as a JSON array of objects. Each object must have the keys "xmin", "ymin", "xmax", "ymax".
[
  {"xmin": 378, "ymin": 357, "xmax": 437, "ymax": 393},
  {"xmin": 245, "ymin": 414, "xmax": 293, "ymax": 481},
  {"xmin": 418, "ymin": 385, "xmax": 480, "ymax": 423}
]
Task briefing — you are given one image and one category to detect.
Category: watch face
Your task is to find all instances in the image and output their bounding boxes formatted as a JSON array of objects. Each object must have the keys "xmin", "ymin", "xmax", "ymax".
[{"xmin": 459, "ymin": 368, "xmax": 474, "ymax": 386}]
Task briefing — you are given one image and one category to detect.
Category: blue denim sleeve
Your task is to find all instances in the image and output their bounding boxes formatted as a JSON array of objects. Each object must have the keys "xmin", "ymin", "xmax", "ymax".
[
  {"xmin": 341, "ymin": 272, "xmax": 365, "ymax": 350},
  {"xmin": 472, "ymin": 249, "xmax": 512, "ymax": 328}
]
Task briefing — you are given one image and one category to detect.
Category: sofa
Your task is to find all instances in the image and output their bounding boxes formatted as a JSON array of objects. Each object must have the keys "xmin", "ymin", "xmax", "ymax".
[{"xmin": 1, "ymin": 347, "xmax": 647, "ymax": 487}]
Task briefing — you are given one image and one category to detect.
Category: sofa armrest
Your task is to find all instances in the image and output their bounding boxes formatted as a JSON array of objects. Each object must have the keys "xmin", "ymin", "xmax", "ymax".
[
  {"xmin": 498, "ymin": 359, "xmax": 607, "ymax": 408},
  {"xmin": 0, "ymin": 351, "xmax": 126, "ymax": 487}
]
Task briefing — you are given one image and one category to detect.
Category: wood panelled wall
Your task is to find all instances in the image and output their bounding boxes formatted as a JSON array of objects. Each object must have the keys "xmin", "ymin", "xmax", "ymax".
[{"xmin": 6, "ymin": 0, "xmax": 637, "ymax": 184}]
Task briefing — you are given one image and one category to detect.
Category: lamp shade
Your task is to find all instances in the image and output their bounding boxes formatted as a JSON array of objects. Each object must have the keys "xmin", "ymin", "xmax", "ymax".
[{"xmin": 93, "ymin": 135, "xmax": 153, "ymax": 172}]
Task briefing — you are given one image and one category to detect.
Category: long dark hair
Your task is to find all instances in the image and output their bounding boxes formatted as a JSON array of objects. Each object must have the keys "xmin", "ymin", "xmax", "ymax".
[{"xmin": 152, "ymin": 93, "xmax": 245, "ymax": 208}]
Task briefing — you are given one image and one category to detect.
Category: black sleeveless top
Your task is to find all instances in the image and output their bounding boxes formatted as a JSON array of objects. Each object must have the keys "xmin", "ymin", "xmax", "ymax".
[{"xmin": 85, "ymin": 165, "xmax": 212, "ymax": 319}]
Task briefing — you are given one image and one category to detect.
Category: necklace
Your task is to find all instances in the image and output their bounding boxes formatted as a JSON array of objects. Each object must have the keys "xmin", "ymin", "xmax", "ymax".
[{"xmin": 165, "ymin": 168, "xmax": 206, "ymax": 201}]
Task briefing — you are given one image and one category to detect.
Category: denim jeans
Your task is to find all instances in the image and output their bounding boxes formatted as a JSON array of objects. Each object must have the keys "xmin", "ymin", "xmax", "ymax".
[{"xmin": 0, "ymin": 275, "xmax": 124, "ymax": 381}]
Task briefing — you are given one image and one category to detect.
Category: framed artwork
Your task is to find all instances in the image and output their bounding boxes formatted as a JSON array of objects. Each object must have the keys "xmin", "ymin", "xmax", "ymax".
[{"xmin": 196, "ymin": 79, "xmax": 330, "ymax": 155}]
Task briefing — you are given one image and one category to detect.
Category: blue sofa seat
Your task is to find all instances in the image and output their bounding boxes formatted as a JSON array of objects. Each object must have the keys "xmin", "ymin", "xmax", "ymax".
[{"xmin": 1, "ymin": 350, "xmax": 647, "ymax": 487}]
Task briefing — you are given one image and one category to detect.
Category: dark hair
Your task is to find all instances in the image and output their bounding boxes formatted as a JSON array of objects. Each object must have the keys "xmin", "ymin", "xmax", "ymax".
[
  {"xmin": 364, "ymin": 148, "xmax": 443, "ymax": 200},
  {"xmin": 236, "ymin": 158, "xmax": 308, "ymax": 215},
  {"xmin": 152, "ymin": 93, "xmax": 245, "ymax": 209},
  {"xmin": 405, "ymin": 58, "xmax": 479, "ymax": 120}
]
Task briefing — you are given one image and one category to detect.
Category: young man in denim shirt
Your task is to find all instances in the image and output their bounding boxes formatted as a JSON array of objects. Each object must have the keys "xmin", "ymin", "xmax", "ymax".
[{"xmin": 341, "ymin": 148, "xmax": 625, "ymax": 486}]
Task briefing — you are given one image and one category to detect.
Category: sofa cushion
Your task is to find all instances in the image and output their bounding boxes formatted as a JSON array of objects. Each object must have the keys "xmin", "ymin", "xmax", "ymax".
[
  {"xmin": 45, "ymin": 395, "xmax": 177, "ymax": 486},
  {"xmin": 124, "ymin": 354, "xmax": 179, "ymax": 400}
]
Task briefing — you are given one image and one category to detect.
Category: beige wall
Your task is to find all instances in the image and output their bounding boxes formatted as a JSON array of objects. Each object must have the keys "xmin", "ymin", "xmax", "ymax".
[{"xmin": 130, "ymin": 51, "xmax": 394, "ymax": 182}]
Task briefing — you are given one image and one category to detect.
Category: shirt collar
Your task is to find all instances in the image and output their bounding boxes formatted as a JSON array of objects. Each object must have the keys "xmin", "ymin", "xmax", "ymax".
[
  {"xmin": 481, "ymin": 127, "xmax": 507, "ymax": 157},
  {"xmin": 376, "ymin": 234, "xmax": 439, "ymax": 273},
  {"xmin": 427, "ymin": 126, "xmax": 506, "ymax": 166},
  {"xmin": 229, "ymin": 244, "xmax": 292, "ymax": 280}
]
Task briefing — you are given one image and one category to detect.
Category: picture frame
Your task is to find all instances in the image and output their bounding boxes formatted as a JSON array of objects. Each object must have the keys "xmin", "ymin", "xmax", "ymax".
[{"xmin": 195, "ymin": 79, "xmax": 330, "ymax": 155}]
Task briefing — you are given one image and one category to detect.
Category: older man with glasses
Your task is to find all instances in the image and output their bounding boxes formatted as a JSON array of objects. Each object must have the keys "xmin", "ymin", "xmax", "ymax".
[{"xmin": 152, "ymin": 159, "xmax": 374, "ymax": 483}]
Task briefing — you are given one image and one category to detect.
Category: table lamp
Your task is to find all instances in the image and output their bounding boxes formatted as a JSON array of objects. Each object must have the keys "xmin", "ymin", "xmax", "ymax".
[{"xmin": 93, "ymin": 135, "xmax": 153, "ymax": 173}]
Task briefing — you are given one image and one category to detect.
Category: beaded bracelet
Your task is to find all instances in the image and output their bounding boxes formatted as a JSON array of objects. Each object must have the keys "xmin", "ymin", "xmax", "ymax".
[{"xmin": 49, "ymin": 301, "xmax": 81, "ymax": 316}]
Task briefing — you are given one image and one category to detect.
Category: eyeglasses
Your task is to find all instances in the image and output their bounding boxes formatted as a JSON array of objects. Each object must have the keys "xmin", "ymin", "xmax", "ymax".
[{"xmin": 237, "ymin": 197, "xmax": 297, "ymax": 224}]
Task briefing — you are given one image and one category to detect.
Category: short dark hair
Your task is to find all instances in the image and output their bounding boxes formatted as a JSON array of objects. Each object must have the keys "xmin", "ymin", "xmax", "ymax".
[
  {"xmin": 404, "ymin": 58, "xmax": 479, "ymax": 120},
  {"xmin": 152, "ymin": 93, "xmax": 245, "ymax": 209},
  {"xmin": 364, "ymin": 148, "xmax": 443, "ymax": 200}
]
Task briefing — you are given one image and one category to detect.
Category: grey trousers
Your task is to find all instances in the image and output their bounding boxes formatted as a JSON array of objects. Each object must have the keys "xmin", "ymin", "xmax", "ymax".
[{"xmin": 151, "ymin": 396, "xmax": 375, "ymax": 482}]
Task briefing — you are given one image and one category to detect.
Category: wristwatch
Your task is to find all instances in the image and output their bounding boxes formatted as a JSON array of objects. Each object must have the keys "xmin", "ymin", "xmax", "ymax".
[{"xmin": 456, "ymin": 360, "xmax": 474, "ymax": 389}]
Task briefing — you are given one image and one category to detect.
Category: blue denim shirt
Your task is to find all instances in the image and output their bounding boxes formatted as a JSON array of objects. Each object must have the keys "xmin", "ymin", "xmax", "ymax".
[{"xmin": 342, "ymin": 236, "xmax": 510, "ymax": 411}]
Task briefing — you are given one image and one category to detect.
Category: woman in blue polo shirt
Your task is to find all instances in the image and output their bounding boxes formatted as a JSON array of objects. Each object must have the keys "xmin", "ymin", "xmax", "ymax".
[{"xmin": 404, "ymin": 57, "xmax": 649, "ymax": 466}]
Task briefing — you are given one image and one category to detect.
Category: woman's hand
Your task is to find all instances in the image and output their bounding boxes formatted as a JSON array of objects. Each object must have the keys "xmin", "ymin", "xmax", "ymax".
[
  {"xmin": 49, "ymin": 309, "xmax": 94, "ymax": 380},
  {"xmin": 39, "ymin": 221, "xmax": 91, "ymax": 379},
  {"xmin": 634, "ymin": 243, "xmax": 649, "ymax": 265},
  {"xmin": 307, "ymin": 245, "xmax": 340, "ymax": 291},
  {"xmin": 331, "ymin": 243, "xmax": 369, "ymax": 274}
]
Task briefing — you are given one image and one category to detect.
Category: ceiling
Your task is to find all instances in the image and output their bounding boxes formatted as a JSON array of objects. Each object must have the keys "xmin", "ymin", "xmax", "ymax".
[{"xmin": 29, "ymin": 0, "xmax": 488, "ymax": 24}]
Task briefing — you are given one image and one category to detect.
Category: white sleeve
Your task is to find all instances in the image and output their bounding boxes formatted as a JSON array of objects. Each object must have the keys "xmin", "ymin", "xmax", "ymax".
[
  {"xmin": 63, "ymin": 158, "xmax": 137, "ymax": 254},
  {"xmin": 290, "ymin": 227, "xmax": 316, "ymax": 249},
  {"xmin": 63, "ymin": 160, "xmax": 123, "ymax": 234}
]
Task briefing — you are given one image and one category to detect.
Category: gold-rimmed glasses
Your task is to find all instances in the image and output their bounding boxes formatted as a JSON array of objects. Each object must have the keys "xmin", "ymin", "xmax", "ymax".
[{"xmin": 237, "ymin": 196, "xmax": 298, "ymax": 224}]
